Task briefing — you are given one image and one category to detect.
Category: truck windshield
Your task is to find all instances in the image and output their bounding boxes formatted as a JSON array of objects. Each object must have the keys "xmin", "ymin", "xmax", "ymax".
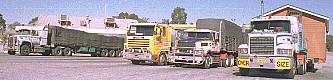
[
  {"xmin": 251, "ymin": 20, "xmax": 290, "ymax": 33},
  {"xmin": 128, "ymin": 25, "xmax": 154, "ymax": 36},
  {"xmin": 183, "ymin": 32, "xmax": 211, "ymax": 39}
]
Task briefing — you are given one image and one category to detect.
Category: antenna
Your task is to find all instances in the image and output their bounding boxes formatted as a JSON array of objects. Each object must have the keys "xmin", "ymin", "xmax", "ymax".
[
  {"xmin": 261, "ymin": 0, "xmax": 264, "ymax": 16},
  {"xmin": 104, "ymin": 3, "xmax": 108, "ymax": 18}
]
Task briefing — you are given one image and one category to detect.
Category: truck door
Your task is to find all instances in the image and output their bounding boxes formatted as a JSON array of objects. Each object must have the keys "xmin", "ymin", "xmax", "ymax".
[{"xmin": 39, "ymin": 30, "xmax": 48, "ymax": 46}]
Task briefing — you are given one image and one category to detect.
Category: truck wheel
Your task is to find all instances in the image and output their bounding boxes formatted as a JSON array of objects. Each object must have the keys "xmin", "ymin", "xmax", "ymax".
[
  {"xmin": 202, "ymin": 56, "xmax": 211, "ymax": 69},
  {"xmin": 297, "ymin": 65, "xmax": 306, "ymax": 75},
  {"xmin": 221, "ymin": 59, "xmax": 227, "ymax": 67},
  {"xmin": 118, "ymin": 50, "xmax": 123, "ymax": 57},
  {"xmin": 63, "ymin": 48, "xmax": 72, "ymax": 56},
  {"xmin": 52, "ymin": 47, "xmax": 63, "ymax": 56},
  {"xmin": 307, "ymin": 60, "xmax": 314, "ymax": 71},
  {"xmin": 8, "ymin": 51, "xmax": 16, "ymax": 55},
  {"xmin": 131, "ymin": 60, "xmax": 141, "ymax": 65},
  {"xmin": 109, "ymin": 50, "xmax": 115, "ymax": 57},
  {"xmin": 100, "ymin": 50, "xmax": 108, "ymax": 57},
  {"xmin": 239, "ymin": 68, "xmax": 249, "ymax": 76},
  {"xmin": 156, "ymin": 53, "xmax": 167, "ymax": 66},
  {"xmin": 227, "ymin": 55, "xmax": 234, "ymax": 67},
  {"xmin": 20, "ymin": 45, "xmax": 30, "ymax": 56},
  {"xmin": 286, "ymin": 68, "xmax": 295, "ymax": 79},
  {"xmin": 115, "ymin": 50, "xmax": 120, "ymax": 57}
]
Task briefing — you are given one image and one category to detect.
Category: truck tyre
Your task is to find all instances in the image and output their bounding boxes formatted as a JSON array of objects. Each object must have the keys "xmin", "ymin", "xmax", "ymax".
[
  {"xmin": 52, "ymin": 47, "xmax": 63, "ymax": 56},
  {"xmin": 202, "ymin": 56, "xmax": 211, "ymax": 69},
  {"xmin": 63, "ymin": 48, "xmax": 72, "ymax": 56},
  {"xmin": 131, "ymin": 60, "xmax": 141, "ymax": 65},
  {"xmin": 156, "ymin": 53, "xmax": 167, "ymax": 66},
  {"xmin": 8, "ymin": 51, "xmax": 16, "ymax": 55},
  {"xmin": 307, "ymin": 60, "xmax": 314, "ymax": 71},
  {"xmin": 118, "ymin": 50, "xmax": 123, "ymax": 57},
  {"xmin": 239, "ymin": 68, "xmax": 249, "ymax": 76},
  {"xmin": 286, "ymin": 68, "xmax": 295, "ymax": 79},
  {"xmin": 227, "ymin": 55, "xmax": 234, "ymax": 67},
  {"xmin": 297, "ymin": 65, "xmax": 306, "ymax": 75},
  {"xmin": 221, "ymin": 59, "xmax": 227, "ymax": 67},
  {"xmin": 100, "ymin": 50, "xmax": 108, "ymax": 57},
  {"xmin": 115, "ymin": 50, "xmax": 120, "ymax": 57},
  {"xmin": 20, "ymin": 45, "xmax": 30, "ymax": 56},
  {"xmin": 109, "ymin": 50, "xmax": 115, "ymax": 57}
]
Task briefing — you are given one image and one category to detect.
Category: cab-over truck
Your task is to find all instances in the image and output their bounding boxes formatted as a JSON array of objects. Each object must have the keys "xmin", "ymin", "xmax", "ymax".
[{"xmin": 237, "ymin": 16, "xmax": 314, "ymax": 79}]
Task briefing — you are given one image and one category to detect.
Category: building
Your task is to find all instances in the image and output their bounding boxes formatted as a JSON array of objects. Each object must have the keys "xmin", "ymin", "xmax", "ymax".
[
  {"xmin": 262, "ymin": 4, "xmax": 329, "ymax": 63},
  {"xmin": 30, "ymin": 15, "xmax": 138, "ymax": 30}
]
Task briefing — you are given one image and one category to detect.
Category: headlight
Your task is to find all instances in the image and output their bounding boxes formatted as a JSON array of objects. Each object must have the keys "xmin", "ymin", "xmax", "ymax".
[
  {"xmin": 277, "ymin": 49, "xmax": 292, "ymax": 55},
  {"xmin": 238, "ymin": 48, "xmax": 248, "ymax": 54}
]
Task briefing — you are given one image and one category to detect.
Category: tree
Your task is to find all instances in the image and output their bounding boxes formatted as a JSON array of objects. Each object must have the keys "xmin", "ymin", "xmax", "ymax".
[
  {"xmin": 115, "ymin": 12, "xmax": 149, "ymax": 23},
  {"xmin": 8, "ymin": 21, "xmax": 22, "ymax": 29},
  {"xmin": 171, "ymin": 7, "xmax": 187, "ymax": 24},
  {"xmin": 29, "ymin": 17, "xmax": 38, "ymax": 25},
  {"xmin": 0, "ymin": 14, "xmax": 6, "ymax": 32},
  {"xmin": 327, "ymin": 35, "xmax": 333, "ymax": 52},
  {"xmin": 161, "ymin": 19, "xmax": 170, "ymax": 24}
]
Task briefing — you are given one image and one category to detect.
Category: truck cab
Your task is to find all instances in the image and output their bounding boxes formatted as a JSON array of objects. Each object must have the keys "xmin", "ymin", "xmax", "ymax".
[
  {"xmin": 171, "ymin": 29, "xmax": 225, "ymax": 68},
  {"xmin": 123, "ymin": 23, "xmax": 173, "ymax": 65},
  {"xmin": 237, "ymin": 16, "xmax": 310, "ymax": 78},
  {"xmin": 7, "ymin": 26, "xmax": 49, "ymax": 56}
]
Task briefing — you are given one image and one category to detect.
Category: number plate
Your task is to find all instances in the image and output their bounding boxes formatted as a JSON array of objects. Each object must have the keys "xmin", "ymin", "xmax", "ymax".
[
  {"xmin": 276, "ymin": 59, "xmax": 290, "ymax": 69},
  {"xmin": 256, "ymin": 59, "xmax": 266, "ymax": 63},
  {"xmin": 237, "ymin": 58, "xmax": 249, "ymax": 68}
]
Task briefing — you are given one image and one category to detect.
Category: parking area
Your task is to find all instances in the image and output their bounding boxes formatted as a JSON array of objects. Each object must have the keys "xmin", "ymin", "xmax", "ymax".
[{"xmin": 1, "ymin": 52, "xmax": 333, "ymax": 80}]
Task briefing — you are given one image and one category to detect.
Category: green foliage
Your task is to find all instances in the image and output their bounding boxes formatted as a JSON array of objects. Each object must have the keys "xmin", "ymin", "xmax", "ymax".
[
  {"xmin": 29, "ymin": 17, "xmax": 38, "ymax": 24},
  {"xmin": 8, "ymin": 21, "xmax": 22, "ymax": 29},
  {"xmin": 171, "ymin": 7, "xmax": 187, "ymax": 24},
  {"xmin": 116, "ymin": 12, "xmax": 149, "ymax": 23},
  {"xmin": 0, "ymin": 13, "xmax": 6, "ymax": 32},
  {"xmin": 327, "ymin": 35, "xmax": 333, "ymax": 52},
  {"xmin": 161, "ymin": 19, "xmax": 170, "ymax": 24}
]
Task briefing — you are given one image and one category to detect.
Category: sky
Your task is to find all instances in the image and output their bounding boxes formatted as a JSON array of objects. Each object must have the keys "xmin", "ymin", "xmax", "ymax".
[{"xmin": 0, "ymin": 0, "xmax": 332, "ymax": 34}]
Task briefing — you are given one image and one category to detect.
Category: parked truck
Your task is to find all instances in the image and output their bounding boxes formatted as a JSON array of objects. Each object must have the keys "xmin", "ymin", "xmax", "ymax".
[
  {"xmin": 171, "ymin": 19, "xmax": 247, "ymax": 69},
  {"xmin": 237, "ymin": 16, "xmax": 314, "ymax": 79},
  {"xmin": 7, "ymin": 25, "xmax": 124, "ymax": 57},
  {"xmin": 123, "ymin": 23, "xmax": 175, "ymax": 65}
]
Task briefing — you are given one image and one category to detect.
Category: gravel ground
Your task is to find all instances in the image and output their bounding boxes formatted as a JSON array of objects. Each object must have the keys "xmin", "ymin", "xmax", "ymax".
[{"xmin": 1, "ymin": 52, "xmax": 333, "ymax": 80}]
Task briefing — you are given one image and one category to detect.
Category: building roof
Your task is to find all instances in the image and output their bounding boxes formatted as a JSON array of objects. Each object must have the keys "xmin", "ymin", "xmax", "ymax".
[
  {"xmin": 263, "ymin": 4, "xmax": 329, "ymax": 20},
  {"xmin": 32, "ymin": 15, "xmax": 138, "ymax": 30}
]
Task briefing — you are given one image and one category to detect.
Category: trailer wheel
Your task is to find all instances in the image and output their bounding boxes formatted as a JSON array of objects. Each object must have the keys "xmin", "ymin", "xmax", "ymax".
[
  {"xmin": 52, "ymin": 47, "xmax": 63, "ymax": 56},
  {"xmin": 202, "ymin": 56, "xmax": 211, "ymax": 69},
  {"xmin": 109, "ymin": 50, "xmax": 115, "ymax": 57},
  {"xmin": 228, "ymin": 55, "xmax": 234, "ymax": 67},
  {"xmin": 307, "ymin": 60, "xmax": 315, "ymax": 71},
  {"xmin": 20, "ymin": 45, "xmax": 30, "ymax": 56},
  {"xmin": 220, "ymin": 59, "xmax": 227, "ymax": 67},
  {"xmin": 239, "ymin": 68, "xmax": 249, "ymax": 76},
  {"xmin": 63, "ymin": 48, "xmax": 72, "ymax": 56},
  {"xmin": 100, "ymin": 50, "xmax": 108, "ymax": 57},
  {"xmin": 8, "ymin": 51, "xmax": 16, "ymax": 55},
  {"xmin": 115, "ymin": 50, "xmax": 120, "ymax": 57},
  {"xmin": 156, "ymin": 53, "xmax": 167, "ymax": 66}
]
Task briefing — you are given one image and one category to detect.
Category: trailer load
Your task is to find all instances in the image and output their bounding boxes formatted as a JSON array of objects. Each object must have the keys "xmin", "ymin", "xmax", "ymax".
[
  {"xmin": 7, "ymin": 25, "xmax": 124, "ymax": 57},
  {"xmin": 170, "ymin": 18, "xmax": 247, "ymax": 68}
]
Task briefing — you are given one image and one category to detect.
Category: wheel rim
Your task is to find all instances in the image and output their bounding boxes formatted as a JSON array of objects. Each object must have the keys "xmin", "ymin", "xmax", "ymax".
[{"xmin": 159, "ymin": 55, "xmax": 166, "ymax": 65}]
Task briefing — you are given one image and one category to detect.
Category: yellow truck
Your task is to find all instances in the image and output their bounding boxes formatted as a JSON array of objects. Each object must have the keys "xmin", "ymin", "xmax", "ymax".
[{"xmin": 123, "ymin": 23, "xmax": 174, "ymax": 65}]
